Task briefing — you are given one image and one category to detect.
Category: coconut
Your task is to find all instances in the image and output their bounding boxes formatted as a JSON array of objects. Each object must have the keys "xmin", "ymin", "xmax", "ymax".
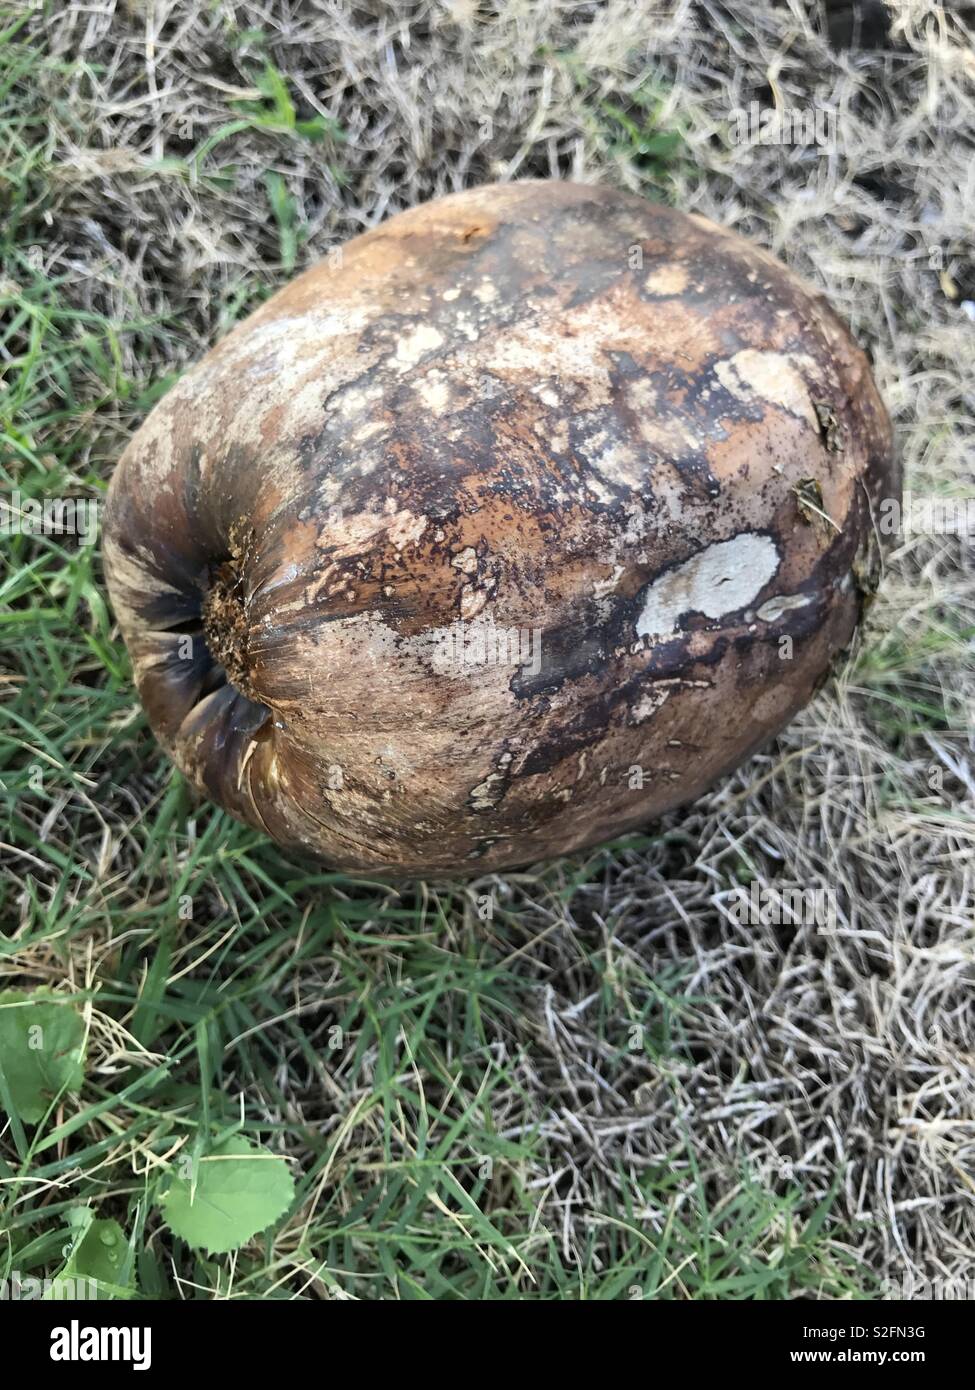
[{"xmin": 103, "ymin": 180, "xmax": 897, "ymax": 875}]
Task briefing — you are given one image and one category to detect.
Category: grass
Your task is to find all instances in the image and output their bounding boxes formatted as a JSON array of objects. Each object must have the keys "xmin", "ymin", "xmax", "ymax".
[
  {"xmin": 0, "ymin": 318, "xmax": 865, "ymax": 1300},
  {"xmin": 1, "ymin": 0, "xmax": 973, "ymax": 1300},
  {"xmin": 0, "ymin": 899, "xmax": 865, "ymax": 1299}
]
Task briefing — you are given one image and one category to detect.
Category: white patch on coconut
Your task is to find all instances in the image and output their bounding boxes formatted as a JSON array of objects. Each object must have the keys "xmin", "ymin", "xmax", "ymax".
[
  {"xmin": 714, "ymin": 350, "xmax": 819, "ymax": 428},
  {"xmin": 681, "ymin": 424, "xmax": 703, "ymax": 450},
  {"xmin": 319, "ymin": 609, "xmax": 400, "ymax": 669},
  {"xmin": 416, "ymin": 615, "xmax": 531, "ymax": 680},
  {"xmin": 451, "ymin": 546, "xmax": 479, "ymax": 575},
  {"xmin": 632, "ymin": 687, "xmax": 672, "ymax": 722},
  {"xmin": 473, "ymin": 279, "xmax": 497, "ymax": 304},
  {"xmin": 238, "ymin": 309, "xmax": 373, "ymax": 365},
  {"xmin": 169, "ymin": 303, "xmax": 391, "ymax": 465},
  {"xmin": 596, "ymin": 440, "xmax": 640, "ymax": 483},
  {"xmin": 442, "ymin": 287, "xmax": 461, "ymax": 301},
  {"xmin": 353, "ymin": 420, "xmax": 387, "ymax": 442},
  {"xmin": 484, "ymin": 298, "xmax": 644, "ymax": 408},
  {"xmin": 323, "ymin": 382, "xmax": 384, "ymax": 419},
  {"xmin": 452, "ymin": 312, "xmax": 480, "ymax": 342},
  {"xmin": 592, "ymin": 564, "xmax": 624, "ymax": 598},
  {"xmin": 621, "ymin": 502, "xmax": 652, "ymax": 544},
  {"xmin": 534, "ymin": 386, "xmax": 561, "ymax": 408},
  {"xmin": 383, "ymin": 504, "xmax": 428, "ymax": 550},
  {"xmin": 534, "ymin": 411, "xmax": 569, "ymax": 452},
  {"xmin": 469, "ymin": 755, "xmax": 512, "ymax": 811},
  {"xmin": 459, "ymin": 582, "xmax": 493, "ymax": 619},
  {"xmin": 643, "ymin": 265, "xmax": 688, "ymax": 296},
  {"xmin": 585, "ymin": 475, "xmax": 616, "ymax": 505},
  {"xmin": 415, "ymin": 373, "xmax": 450, "ymax": 414},
  {"xmin": 324, "ymin": 506, "xmax": 427, "ymax": 558},
  {"xmin": 395, "ymin": 323, "xmax": 444, "ymax": 369},
  {"xmin": 756, "ymin": 592, "xmax": 814, "ymax": 623},
  {"xmin": 636, "ymin": 533, "xmax": 780, "ymax": 639}
]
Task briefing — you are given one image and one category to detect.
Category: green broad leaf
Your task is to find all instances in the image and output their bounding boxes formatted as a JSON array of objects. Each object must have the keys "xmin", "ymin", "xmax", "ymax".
[
  {"xmin": 160, "ymin": 1135, "xmax": 295, "ymax": 1255},
  {"xmin": 49, "ymin": 1207, "xmax": 135, "ymax": 1300},
  {"xmin": 0, "ymin": 990, "xmax": 85, "ymax": 1123}
]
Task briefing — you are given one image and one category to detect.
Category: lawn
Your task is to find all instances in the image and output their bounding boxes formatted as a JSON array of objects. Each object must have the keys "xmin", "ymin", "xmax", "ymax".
[{"xmin": 0, "ymin": 0, "xmax": 973, "ymax": 1300}]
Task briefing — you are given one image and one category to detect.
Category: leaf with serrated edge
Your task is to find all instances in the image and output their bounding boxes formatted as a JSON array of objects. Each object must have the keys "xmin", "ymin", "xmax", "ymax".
[{"xmin": 160, "ymin": 1135, "xmax": 295, "ymax": 1255}]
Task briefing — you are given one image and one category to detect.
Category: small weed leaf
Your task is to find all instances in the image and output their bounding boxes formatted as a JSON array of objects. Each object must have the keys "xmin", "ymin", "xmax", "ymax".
[
  {"xmin": 159, "ymin": 1135, "xmax": 295, "ymax": 1255},
  {"xmin": 52, "ymin": 1207, "xmax": 135, "ymax": 1300},
  {"xmin": 0, "ymin": 990, "xmax": 85, "ymax": 1124},
  {"xmin": 229, "ymin": 63, "xmax": 343, "ymax": 144}
]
